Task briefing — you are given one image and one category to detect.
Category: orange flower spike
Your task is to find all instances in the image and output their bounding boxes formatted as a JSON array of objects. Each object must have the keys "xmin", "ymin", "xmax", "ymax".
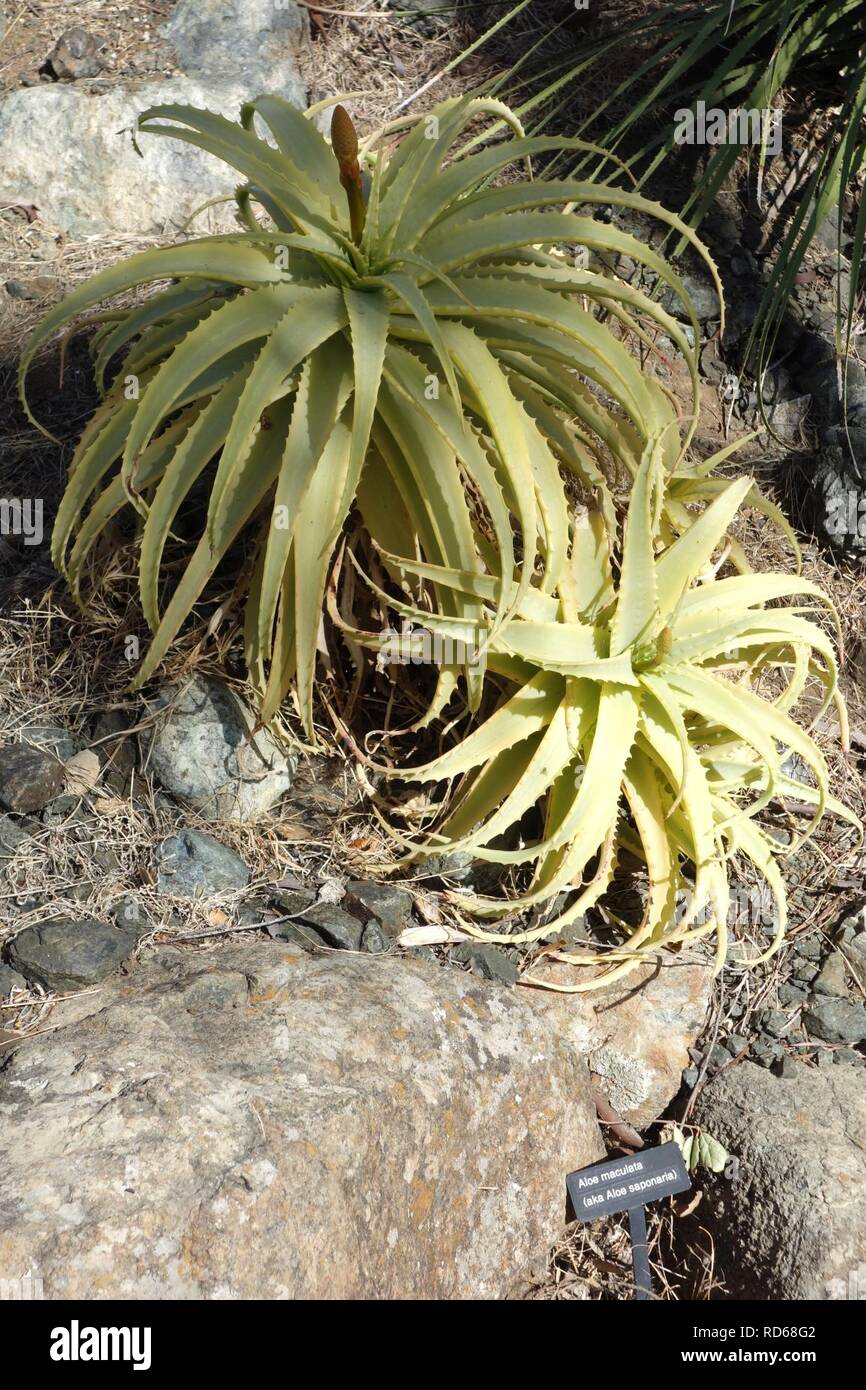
[{"xmin": 331, "ymin": 104, "xmax": 365, "ymax": 245}]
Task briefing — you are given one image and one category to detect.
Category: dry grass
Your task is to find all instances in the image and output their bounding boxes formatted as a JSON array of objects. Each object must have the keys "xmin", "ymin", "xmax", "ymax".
[
  {"xmin": 0, "ymin": 0, "xmax": 179, "ymax": 97},
  {"xmin": 527, "ymin": 1199, "xmax": 722, "ymax": 1301}
]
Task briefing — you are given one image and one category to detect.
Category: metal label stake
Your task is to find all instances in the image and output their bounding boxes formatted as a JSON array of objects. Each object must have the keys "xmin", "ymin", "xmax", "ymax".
[{"xmin": 566, "ymin": 1141, "xmax": 691, "ymax": 1300}]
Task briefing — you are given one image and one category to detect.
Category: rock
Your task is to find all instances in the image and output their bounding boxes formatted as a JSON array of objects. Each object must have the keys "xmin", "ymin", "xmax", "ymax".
[
  {"xmin": 343, "ymin": 880, "xmax": 413, "ymax": 936},
  {"xmin": 360, "ymin": 920, "xmax": 390, "ymax": 954},
  {"xmin": 155, "ymin": 830, "xmax": 250, "ymax": 898},
  {"xmin": 804, "ymin": 429, "xmax": 866, "ymax": 560},
  {"xmin": 45, "ymin": 29, "xmax": 104, "ymax": 80},
  {"xmin": 267, "ymin": 880, "xmax": 317, "ymax": 916},
  {"xmin": 803, "ymin": 995, "xmax": 866, "ymax": 1044},
  {"xmin": 767, "ymin": 394, "xmax": 811, "ymax": 444},
  {"xmin": 164, "ymin": 0, "xmax": 307, "ymax": 82},
  {"xmin": 0, "ymin": 74, "xmax": 307, "ymax": 238},
  {"xmin": 110, "ymin": 895, "xmax": 150, "ymax": 935},
  {"xmin": 757, "ymin": 1007, "xmax": 790, "ymax": 1039},
  {"xmin": 834, "ymin": 1048, "xmax": 864, "ymax": 1066},
  {"xmin": 295, "ymin": 903, "xmax": 363, "ymax": 952},
  {"xmin": 0, "ymin": 963, "xmax": 27, "ymax": 996},
  {"xmin": 794, "ymin": 933, "xmax": 824, "ymax": 960},
  {"xmin": 90, "ymin": 710, "xmax": 137, "ymax": 792},
  {"xmin": 5, "ymin": 918, "xmax": 139, "ymax": 992},
  {"xmin": 0, "ymin": 944, "xmax": 603, "ymax": 1298},
  {"xmin": 146, "ymin": 677, "xmax": 294, "ymax": 822},
  {"xmin": 0, "ymin": 812, "xmax": 36, "ymax": 859},
  {"xmin": 452, "ymin": 942, "xmax": 519, "ymax": 987},
  {"xmin": 692, "ymin": 1061, "xmax": 866, "ymax": 1298},
  {"xmin": 266, "ymin": 917, "xmax": 328, "ymax": 951},
  {"xmin": 778, "ymin": 981, "xmax": 808, "ymax": 1007},
  {"xmin": 19, "ymin": 722, "xmax": 80, "ymax": 762},
  {"xmin": 663, "ymin": 272, "xmax": 721, "ymax": 323},
  {"xmin": 4, "ymin": 275, "xmax": 56, "ymax": 299},
  {"xmin": 0, "ymin": 744, "xmax": 64, "ymax": 813},
  {"xmin": 524, "ymin": 956, "xmax": 713, "ymax": 1127},
  {"xmin": 750, "ymin": 1037, "xmax": 783, "ymax": 1068},
  {"xmin": 812, "ymin": 952, "xmax": 849, "ymax": 996}
]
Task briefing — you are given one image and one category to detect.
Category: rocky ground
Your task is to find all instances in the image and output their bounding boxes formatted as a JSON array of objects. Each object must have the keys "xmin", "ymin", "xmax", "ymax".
[{"xmin": 0, "ymin": 0, "xmax": 865, "ymax": 1301}]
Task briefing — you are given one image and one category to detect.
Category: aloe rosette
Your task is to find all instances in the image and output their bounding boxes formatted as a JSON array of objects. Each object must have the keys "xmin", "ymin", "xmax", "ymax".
[{"xmin": 345, "ymin": 446, "xmax": 858, "ymax": 988}]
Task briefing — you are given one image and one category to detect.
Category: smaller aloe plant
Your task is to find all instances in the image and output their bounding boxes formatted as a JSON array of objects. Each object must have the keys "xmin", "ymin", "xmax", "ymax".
[{"xmin": 341, "ymin": 445, "xmax": 858, "ymax": 989}]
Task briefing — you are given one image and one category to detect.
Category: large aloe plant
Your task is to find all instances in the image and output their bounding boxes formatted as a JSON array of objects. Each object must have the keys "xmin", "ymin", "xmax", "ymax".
[
  {"xmin": 341, "ymin": 445, "xmax": 857, "ymax": 988},
  {"xmin": 21, "ymin": 93, "xmax": 724, "ymax": 734}
]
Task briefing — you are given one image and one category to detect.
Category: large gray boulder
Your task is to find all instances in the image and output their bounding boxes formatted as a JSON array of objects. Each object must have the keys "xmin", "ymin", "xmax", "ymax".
[
  {"xmin": 146, "ymin": 676, "xmax": 294, "ymax": 822},
  {"xmin": 0, "ymin": 0, "xmax": 309, "ymax": 237},
  {"xmin": 0, "ymin": 944, "xmax": 603, "ymax": 1299},
  {"xmin": 164, "ymin": 0, "xmax": 307, "ymax": 81},
  {"xmin": 692, "ymin": 1060, "xmax": 866, "ymax": 1299}
]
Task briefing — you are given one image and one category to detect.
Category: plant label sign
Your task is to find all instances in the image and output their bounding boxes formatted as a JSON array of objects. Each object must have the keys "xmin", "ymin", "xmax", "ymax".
[
  {"xmin": 566, "ymin": 1141, "xmax": 691, "ymax": 1221},
  {"xmin": 566, "ymin": 1142, "xmax": 691, "ymax": 1300}
]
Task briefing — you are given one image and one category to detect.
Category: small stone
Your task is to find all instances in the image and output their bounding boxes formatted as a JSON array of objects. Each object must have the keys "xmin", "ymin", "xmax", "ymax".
[
  {"xmin": 758, "ymin": 1008, "xmax": 791, "ymax": 1039},
  {"xmin": 723, "ymin": 1033, "xmax": 748, "ymax": 1056},
  {"xmin": 236, "ymin": 899, "xmax": 279, "ymax": 930},
  {"xmin": 43, "ymin": 793, "xmax": 81, "ymax": 818},
  {"xmin": 451, "ymin": 942, "xmax": 519, "ymax": 986},
  {"xmin": 682, "ymin": 1065, "xmax": 699, "ymax": 1088},
  {"xmin": 268, "ymin": 881, "xmax": 316, "ymax": 915},
  {"xmin": 778, "ymin": 981, "xmax": 808, "ymax": 1007},
  {"xmin": 803, "ymin": 996, "xmax": 866, "ymax": 1044},
  {"xmin": 5, "ymin": 918, "xmax": 138, "ymax": 991},
  {"xmin": 0, "ymin": 813, "xmax": 37, "ymax": 860},
  {"xmin": 146, "ymin": 676, "xmax": 294, "ymax": 823},
  {"xmin": 361, "ymin": 920, "xmax": 390, "ymax": 954},
  {"xmin": 816, "ymin": 1048, "xmax": 837, "ymax": 1069},
  {"xmin": 793, "ymin": 934, "xmax": 824, "ymax": 960},
  {"xmin": 5, "ymin": 275, "xmax": 55, "ymax": 300},
  {"xmin": 836, "ymin": 903, "xmax": 866, "ymax": 941},
  {"xmin": 833, "ymin": 1048, "xmax": 863, "ymax": 1066},
  {"xmin": 266, "ymin": 918, "xmax": 327, "ymax": 951},
  {"xmin": 110, "ymin": 895, "xmax": 150, "ymax": 935},
  {"xmin": 295, "ymin": 904, "xmax": 363, "ymax": 952},
  {"xmin": 793, "ymin": 960, "xmax": 820, "ymax": 985},
  {"xmin": 812, "ymin": 952, "xmax": 849, "ymax": 996},
  {"xmin": 45, "ymin": 29, "xmax": 104, "ymax": 80},
  {"xmin": 344, "ymin": 880, "xmax": 413, "ymax": 936},
  {"xmin": 407, "ymin": 945, "xmax": 438, "ymax": 964},
  {"xmin": 751, "ymin": 1038, "xmax": 783, "ymax": 1067},
  {"xmin": 155, "ymin": 830, "xmax": 250, "ymax": 898},
  {"xmin": 663, "ymin": 272, "xmax": 721, "ymax": 323},
  {"xmin": 0, "ymin": 963, "xmax": 28, "ymax": 996},
  {"xmin": 21, "ymin": 723, "xmax": 80, "ymax": 761},
  {"xmin": 772, "ymin": 1056, "xmax": 801, "ymax": 1080},
  {"xmin": 0, "ymin": 744, "xmax": 64, "ymax": 812}
]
